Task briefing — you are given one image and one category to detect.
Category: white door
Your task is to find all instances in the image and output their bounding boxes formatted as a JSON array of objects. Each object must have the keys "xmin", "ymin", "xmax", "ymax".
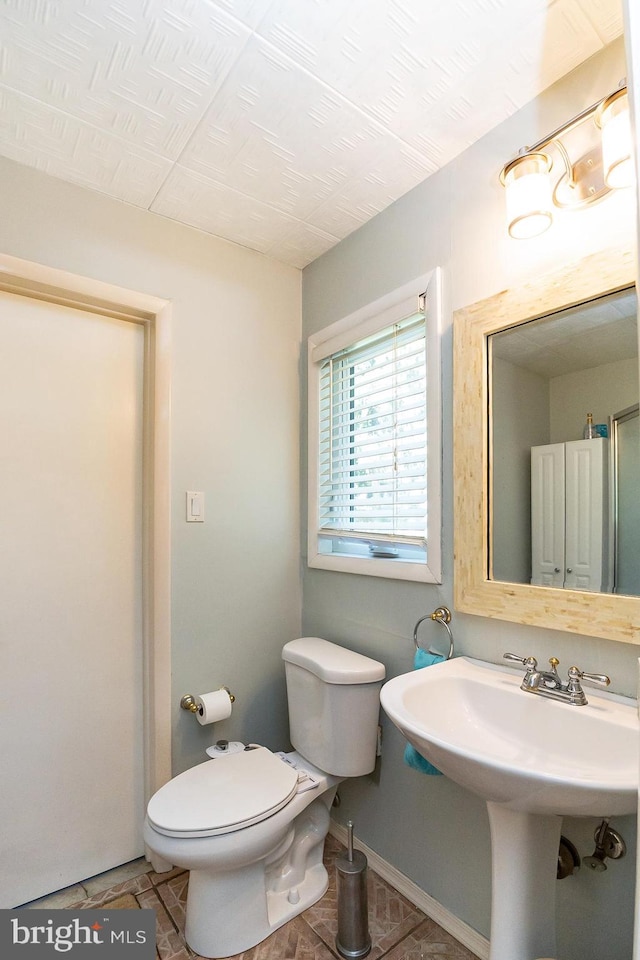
[
  {"xmin": 531, "ymin": 439, "xmax": 607, "ymax": 591},
  {"xmin": 0, "ymin": 290, "xmax": 145, "ymax": 908},
  {"xmin": 531, "ymin": 443, "xmax": 565, "ymax": 587},
  {"xmin": 564, "ymin": 439, "xmax": 606, "ymax": 592}
]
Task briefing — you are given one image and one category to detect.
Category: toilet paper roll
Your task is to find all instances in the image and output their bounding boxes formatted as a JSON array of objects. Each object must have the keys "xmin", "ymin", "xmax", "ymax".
[{"xmin": 195, "ymin": 689, "xmax": 233, "ymax": 726}]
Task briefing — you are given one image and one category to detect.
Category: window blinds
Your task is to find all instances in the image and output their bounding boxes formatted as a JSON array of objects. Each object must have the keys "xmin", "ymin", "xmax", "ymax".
[{"xmin": 318, "ymin": 311, "xmax": 427, "ymax": 543}]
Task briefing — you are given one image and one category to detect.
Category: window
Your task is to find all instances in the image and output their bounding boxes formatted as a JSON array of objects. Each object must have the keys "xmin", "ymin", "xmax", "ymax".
[{"xmin": 307, "ymin": 270, "xmax": 442, "ymax": 582}]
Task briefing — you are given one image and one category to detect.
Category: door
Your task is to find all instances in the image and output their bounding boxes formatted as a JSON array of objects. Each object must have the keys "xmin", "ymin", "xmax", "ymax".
[
  {"xmin": 531, "ymin": 439, "xmax": 607, "ymax": 591},
  {"xmin": 564, "ymin": 439, "xmax": 607, "ymax": 592},
  {"xmin": 0, "ymin": 290, "xmax": 145, "ymax": 907},
  {"xmin": 531, "ymin": 443, "xmax": 565, "ymax": 587}
]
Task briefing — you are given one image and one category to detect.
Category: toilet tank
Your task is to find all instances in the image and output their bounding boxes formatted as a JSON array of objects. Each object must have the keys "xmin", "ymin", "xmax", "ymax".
[{"xmin": 282, "ymin": 637, "xmax": 386, "ymax": 777}]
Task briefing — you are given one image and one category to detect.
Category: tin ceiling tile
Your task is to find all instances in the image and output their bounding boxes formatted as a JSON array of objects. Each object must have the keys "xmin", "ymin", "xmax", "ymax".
[
  {"xmin": 265, "ymin": 221, "xmax": 340, "ymax": 269},
  {"xmin": 208, "ymin": 0, "xmax": 276, "ymax": 29},
  {"xmin": 0, "ymin": 84, "xmax": 172, "ymax": 206},
  {"xmin": 307, "ymin": 141, "xmax": 436, "ymax": 236},
  {"xmin": 177, "ymin": 38, "xmax": 436, "ymax": 221},
  {"xmin": 151, "ymin": 163, "xmax": 303, "ymax": 254},
  {"xmin": 575, "ymin": 0, "xmax": 625, "ymax": 43},
  {"xmin": 0, "ymin": 0, "xmax": 252, "ymax": 158}
]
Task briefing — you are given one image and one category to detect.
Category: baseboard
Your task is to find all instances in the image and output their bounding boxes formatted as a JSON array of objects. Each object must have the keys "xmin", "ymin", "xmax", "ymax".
[{"xmin": 328, "ymin": 822, "xmax": 490, "ymax": 960}]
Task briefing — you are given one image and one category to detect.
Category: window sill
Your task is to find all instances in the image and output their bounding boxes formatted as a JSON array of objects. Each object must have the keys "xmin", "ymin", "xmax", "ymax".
[{"xmin": 307, "ymin": 551, "xmax": 441, "ymax": 583}]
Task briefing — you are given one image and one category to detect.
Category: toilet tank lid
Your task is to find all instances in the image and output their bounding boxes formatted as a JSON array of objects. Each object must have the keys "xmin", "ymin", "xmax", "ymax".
[{"xmin": 282, "ymin": 637, "xmax": 385, "ymax": 684}]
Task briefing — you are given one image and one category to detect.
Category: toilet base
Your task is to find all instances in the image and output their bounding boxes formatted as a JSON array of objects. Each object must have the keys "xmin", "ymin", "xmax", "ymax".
[
  {"xmin": 184, "ymin": 795, "xmax": 333, "ymax": 958},
  {"xmin": 144, "ymin": 842, "xmax": 172, "ymax": 875},
  {"xmin": 267, "ymin": 861, "xmax": 328, "ymax": 930},
  {"xmin": 186, "ymin": 858, "xmax": 330, "ymax": 958}
]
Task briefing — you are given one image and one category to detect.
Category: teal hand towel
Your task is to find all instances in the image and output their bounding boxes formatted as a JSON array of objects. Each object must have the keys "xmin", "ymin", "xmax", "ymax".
[
  {"xmin": 403, "ymin": 648, "xmax": 444, "ymax": 776},
  {"xmin": 412, "ymin": 648, "xmax": 444, "ymax": 669}
]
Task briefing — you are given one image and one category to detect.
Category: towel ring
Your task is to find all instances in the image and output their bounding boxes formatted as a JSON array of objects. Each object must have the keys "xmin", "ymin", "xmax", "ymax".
[{"xmin": 413, "ymin": 606, "xmax": 454, "ymax": 660}]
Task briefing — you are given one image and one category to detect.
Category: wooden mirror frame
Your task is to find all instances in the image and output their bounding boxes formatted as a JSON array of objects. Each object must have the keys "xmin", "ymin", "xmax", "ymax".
[{"xmin": 453, "ymin": 242, "xmax": 640, "ymax": 644}]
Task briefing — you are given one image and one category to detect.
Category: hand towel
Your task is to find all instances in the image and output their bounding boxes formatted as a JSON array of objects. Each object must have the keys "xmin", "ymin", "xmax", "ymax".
[{"xmin": 403, "ymin": 648, "xmax": 444, "ymax": 776}]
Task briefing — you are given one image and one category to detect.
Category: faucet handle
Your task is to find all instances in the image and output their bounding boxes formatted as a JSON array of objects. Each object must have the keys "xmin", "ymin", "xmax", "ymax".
[
  {"xmin": 503, "ymin": 653, "xmax": 538, "ymax": 670},
  {"xmin": 568, "ymin": 665, "xmax": 610, "ymax": 687}
]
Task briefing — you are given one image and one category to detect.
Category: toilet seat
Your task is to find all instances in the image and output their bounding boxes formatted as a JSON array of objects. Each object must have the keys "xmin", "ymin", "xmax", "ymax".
[{"xmin": 147, "ymin": 746, "xmax": 299, "ymax": 838}]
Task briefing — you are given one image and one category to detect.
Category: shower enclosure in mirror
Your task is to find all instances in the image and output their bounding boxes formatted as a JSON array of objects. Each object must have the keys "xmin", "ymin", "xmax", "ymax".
[
  {"xmin": 489, "ymin": 287, "xmax": 639, "ymax": 596},
  {"xmin": 612, "ymin": 403, "xmax": 640, "ymax": 595},
  {"xmin": 453, "ymin": 242, "xmax": 640, "ymax": 644}
]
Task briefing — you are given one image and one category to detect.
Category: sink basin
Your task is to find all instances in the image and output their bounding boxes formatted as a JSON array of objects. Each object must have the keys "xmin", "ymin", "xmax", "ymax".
[
  {"xmin": 381, "ymin": 656, "xmax": 638, "ymax": 959},
  {"xmin": 380, "ymin": 656, "xmax": 638, "ymax": 816}
]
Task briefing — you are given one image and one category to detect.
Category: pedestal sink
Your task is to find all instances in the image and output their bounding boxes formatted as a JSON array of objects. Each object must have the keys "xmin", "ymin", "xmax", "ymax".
[{"xmin": 380, "ymin": 657, "xmax": 638, "ymax": 960}]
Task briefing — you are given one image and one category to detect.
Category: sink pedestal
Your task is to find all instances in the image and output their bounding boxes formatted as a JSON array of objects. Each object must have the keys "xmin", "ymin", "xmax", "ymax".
[{"xmin": 487, "ymin": 803, "xmax": 562, "ymax": 960}]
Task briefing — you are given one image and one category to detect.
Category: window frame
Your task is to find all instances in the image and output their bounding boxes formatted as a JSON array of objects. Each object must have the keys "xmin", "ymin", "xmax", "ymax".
[{"xmin": 307, "ymin": 269, "xmax": 442, "ymax": 583}]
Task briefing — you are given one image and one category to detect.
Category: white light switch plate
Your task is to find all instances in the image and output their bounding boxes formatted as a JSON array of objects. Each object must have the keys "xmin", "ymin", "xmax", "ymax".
[{"xmin": 186, "ymin": 490, "xmax": 204, "ymax": 522}]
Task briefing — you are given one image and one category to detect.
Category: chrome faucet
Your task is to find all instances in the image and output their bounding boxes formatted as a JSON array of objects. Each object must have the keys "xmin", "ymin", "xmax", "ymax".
[{"xmin": 503, "ymin": 653, "xmax": 610, "ymax": 706}]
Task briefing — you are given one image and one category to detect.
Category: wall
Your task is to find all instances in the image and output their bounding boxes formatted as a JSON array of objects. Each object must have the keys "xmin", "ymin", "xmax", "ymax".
[
  {"xmin": 0, "ymin": 156, "xmax": 302, "ymax": 777},
  {"xmin": 302, "ymin": 38, "xmax": 637, "ymax": 960},
  {"xmin": 492, "ymin": 357, "xmax": 549, "ymax": 583},
  {"xmin": 551, "ymin": 356, "xmax": 639, "ymax": 441}
]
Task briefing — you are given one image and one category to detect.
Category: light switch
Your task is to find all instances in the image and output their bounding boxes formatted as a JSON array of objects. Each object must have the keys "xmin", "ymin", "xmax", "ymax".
[{"xmin": 186, "ymin": 491, "xmax": 204, "ymax": 522}]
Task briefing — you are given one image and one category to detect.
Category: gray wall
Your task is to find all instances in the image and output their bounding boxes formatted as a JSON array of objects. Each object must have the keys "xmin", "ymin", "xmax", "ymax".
[
  {"xmin": 491, "ymin": 357, "xmax": 550, "ymax": 583},
  {"xmin": 302, "ymin": 38, "xmax": 637, "ymax": 959},
  {"xmin": 0, "ymin": 155, "xmax": 302, "ymax": 777},
  {"xmin": 550, "ymin": 356, "xmax": 639, "ymax": 442}
]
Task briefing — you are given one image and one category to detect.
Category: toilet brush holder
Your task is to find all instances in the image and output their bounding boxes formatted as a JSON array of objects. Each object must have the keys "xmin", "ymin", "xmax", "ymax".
[{"xmin": 335, "ymin": 821, "xmax": 371, "ymax": 959}]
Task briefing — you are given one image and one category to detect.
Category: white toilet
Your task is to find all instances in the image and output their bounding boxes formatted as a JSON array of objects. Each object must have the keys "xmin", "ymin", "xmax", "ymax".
[{"xmin": 143, "ymin": 637, "xmax": 385, "ymax": 959}]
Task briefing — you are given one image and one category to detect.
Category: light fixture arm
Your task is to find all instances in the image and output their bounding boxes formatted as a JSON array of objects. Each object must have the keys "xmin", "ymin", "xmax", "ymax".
[
  {"xmin": 521, "ymin": 85, "xmax": 625, "ymax": 158},
  {"xmin": 552, "ymin": 137, "xmax": 575, "ymax": 189}
]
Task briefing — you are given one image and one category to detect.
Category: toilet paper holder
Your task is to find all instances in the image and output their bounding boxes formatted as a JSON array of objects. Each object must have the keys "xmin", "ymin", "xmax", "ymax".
[{"xmin": 180, "ymin": 687, "xmax": 236, "ymax": 713}]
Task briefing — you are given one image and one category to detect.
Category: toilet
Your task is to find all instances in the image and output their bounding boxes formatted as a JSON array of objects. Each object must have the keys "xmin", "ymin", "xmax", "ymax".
[{"xmin": 143, "ymin": 637, "xmax": 385, "ymax": 959}]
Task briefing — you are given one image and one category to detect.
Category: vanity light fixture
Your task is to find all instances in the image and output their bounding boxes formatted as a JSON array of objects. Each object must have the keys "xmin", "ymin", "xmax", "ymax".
[{"xmin": 500, "ymin": 81, "xmax": 632, "ymax": 239}]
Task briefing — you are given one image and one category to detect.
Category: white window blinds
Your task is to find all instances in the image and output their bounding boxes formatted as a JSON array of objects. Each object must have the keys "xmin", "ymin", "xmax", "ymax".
[{"xmin": 318, "ymin": 310, "xmax": 427, "ymax": 544}]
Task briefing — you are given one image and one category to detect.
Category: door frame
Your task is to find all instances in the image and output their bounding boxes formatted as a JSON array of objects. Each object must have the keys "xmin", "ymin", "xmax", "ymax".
[{"xmin": 0, "ymin": 252, "xmax": 172, "ymax": 803}]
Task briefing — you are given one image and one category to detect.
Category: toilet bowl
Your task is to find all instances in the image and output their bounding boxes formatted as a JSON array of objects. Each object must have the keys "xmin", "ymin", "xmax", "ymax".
[
  {"xmin": 144, "ymin": 638, "xmax": 385, "ymax": 959},
  {"xmin": 144, "ymin": 747, "xmax": 338, "ymax": 957}
]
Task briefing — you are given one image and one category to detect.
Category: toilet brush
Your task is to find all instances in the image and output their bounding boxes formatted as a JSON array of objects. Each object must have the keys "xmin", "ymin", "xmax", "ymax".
[{"xmin": 335, "ymin": 821, "xmax": 371, "ymax": 959}]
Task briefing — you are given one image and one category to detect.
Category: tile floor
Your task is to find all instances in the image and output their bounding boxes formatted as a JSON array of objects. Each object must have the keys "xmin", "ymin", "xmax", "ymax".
[{"xmin": 21, "ymin": 835, "xmax": 480, "ymax": 960}]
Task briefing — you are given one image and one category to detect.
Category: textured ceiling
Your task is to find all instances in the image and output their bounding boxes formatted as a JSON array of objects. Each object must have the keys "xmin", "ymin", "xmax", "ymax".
[
  {"xmin": 0, "ymin": 0, "xmax": 624, "ymax": 268},
  {"xmin": 492, "ymin": 289, "xmax": 638, "ymax": 378}
]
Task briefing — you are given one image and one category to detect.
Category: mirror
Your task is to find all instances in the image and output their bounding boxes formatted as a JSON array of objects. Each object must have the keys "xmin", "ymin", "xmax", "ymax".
[
  {"xmin": 490, "ymin": 287, "xmax": 639, "ymax": 595},
  {"xmin": 453, "ymin": 242, "xmax": 640, "ymax": 644}
]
